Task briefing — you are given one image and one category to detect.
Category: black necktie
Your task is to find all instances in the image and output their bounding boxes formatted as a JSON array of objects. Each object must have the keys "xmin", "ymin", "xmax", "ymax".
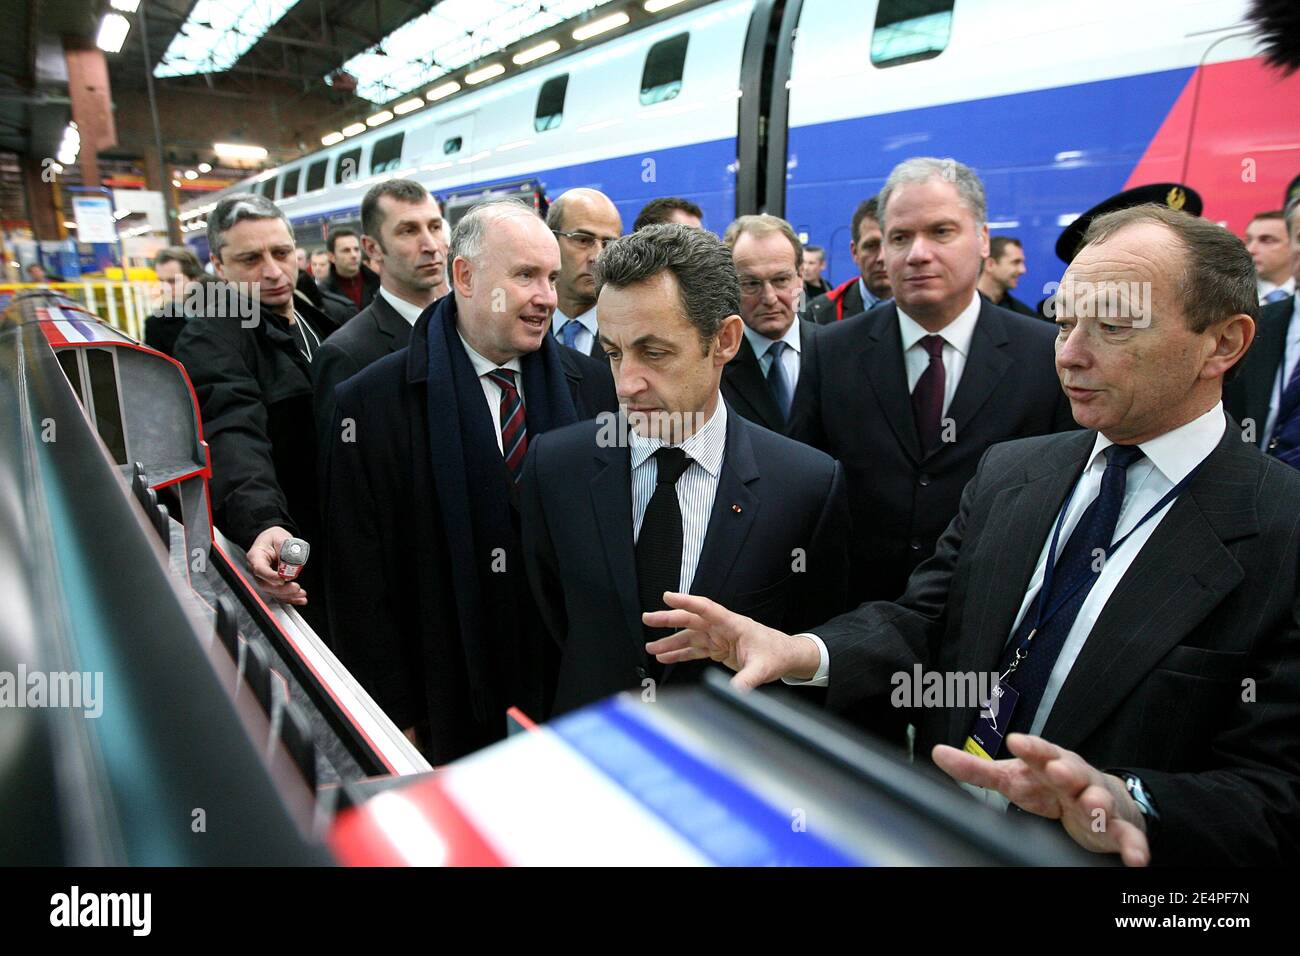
[
  {"xmin": 911, "ymin": 334, "xmax": 946, "ymax": 451},
  {"xmin": 636, "ymin": 447, "xmax": 692, "ymax": 674},
  {"xmin": 999, "ymin": 443, "xmax": 1147, "ymax": 735},
  {"xmin": 766, "ymin": 340, "xmax": 792, "ymax": 422}
]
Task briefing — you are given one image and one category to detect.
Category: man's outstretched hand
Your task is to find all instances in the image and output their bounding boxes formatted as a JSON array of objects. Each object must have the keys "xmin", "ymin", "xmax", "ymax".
[
  {"xmin": 932, "ymin": 733, "xmax": 1151, "ymax": 866},
  {"xmin": 643, "ymin": 591, "xmax": 820, "ymax": 689}
]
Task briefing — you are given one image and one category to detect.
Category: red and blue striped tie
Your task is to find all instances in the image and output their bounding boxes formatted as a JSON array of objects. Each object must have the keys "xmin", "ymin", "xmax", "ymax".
[{"xmin": 488, "ymin": 368, "xmax": 527, "ymax": 483}]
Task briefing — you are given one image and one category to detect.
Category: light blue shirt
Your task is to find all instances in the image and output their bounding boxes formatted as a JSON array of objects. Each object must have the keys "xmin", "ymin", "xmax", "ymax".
[
  {"xmin": 553, "ymin": 305, "xmax": 598, "ymax": 355},
  {"xmin": 1263, "ymin": 295, "xmax": 1300, "ymax": 445}
]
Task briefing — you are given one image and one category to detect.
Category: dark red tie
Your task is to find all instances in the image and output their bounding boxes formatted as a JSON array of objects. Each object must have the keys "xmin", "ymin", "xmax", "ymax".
[
  {"xmin": 488, "ymin": 368, "xmax": 527, "ymax": 483},
  {"xmin": 911, "ymin": 334, "xmax": 946, "ymax": 451}
]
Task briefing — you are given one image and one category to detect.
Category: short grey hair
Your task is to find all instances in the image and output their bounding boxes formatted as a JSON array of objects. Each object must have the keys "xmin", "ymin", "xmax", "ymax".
[
  {"xmin": 207, "ymin": 192, "xmax": 294, "ymax": 261},
  {"xmin": 594, "ymin": 223, "xmax": 740, "ymax": 346},
  {"xmin": 877, "ymin": 157, "xmax": 987, "ymax": 228},
  {"xmin": 722, "ymin": 214, "xmax": 803, "ymax": 269},
  {"xmin": 449, "ymin": 197, "xmax": 540, "ymax": 265}
]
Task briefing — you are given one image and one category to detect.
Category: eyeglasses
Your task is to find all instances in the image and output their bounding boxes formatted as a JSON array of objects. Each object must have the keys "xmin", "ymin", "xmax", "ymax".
[
  {"xmin": 552, "ymin": 230, "xmax": 618, "ymax": 251},
  {"xmin": 738, "ymin": 272, "xmax": 799, "ymax": 296}
]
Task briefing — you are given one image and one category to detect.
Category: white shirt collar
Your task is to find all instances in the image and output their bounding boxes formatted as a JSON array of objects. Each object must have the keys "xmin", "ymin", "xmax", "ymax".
[
  {"xmin": 553, "ymin": 303, "xmax": 598, "ymax": 337},
  {"xmin": 1259, "ymin": 276, "xmax": 1296, "ymax": 299},
  {"xmin": 457, "ymin": 331, "xmax": 523, "ymax": 377},
  {"xmin": 378, "ymin": 285, "xmax": 431, "ymax": 327},
  {"xmin": 629, "ymin": 396, "xmax": 727, "ymax": 478},
  {"xmin": 741, "ymin": 317, "xmax": 801, "ymax": 359},
  {"xmin": 1087, "ymin": 402, "xmax": 1225, "ymax": 485},
  {"xmin": 897, "ymin": 291, "xmax": 980, "ymax": 355}
]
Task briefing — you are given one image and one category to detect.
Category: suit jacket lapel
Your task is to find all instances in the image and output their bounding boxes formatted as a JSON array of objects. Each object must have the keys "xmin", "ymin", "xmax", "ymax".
[
  {"xmin": 862, "ymin": 305, "xmax": 923, "ymax": 463},
  {"xmin": 369, "ymin": 294, "xmax": 411, "ymax": 351},
  {"xmin": 589, "ymin": 440, "xmax": 646, "ymax": 665},
  {"xmin": 936, "ymin": 302, "xmax": 1013, "ymax": 463},
  {"xmin": 1039, "ymin": 429, "xmax": 1256, "ymax": 750},
  {"xmin": 723, "ymin": 336, "xmax": 784, "ymax": 431}
]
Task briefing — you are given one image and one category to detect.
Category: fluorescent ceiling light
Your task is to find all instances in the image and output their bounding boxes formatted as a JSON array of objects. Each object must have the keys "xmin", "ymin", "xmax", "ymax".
[
  {"xmin": 321, "ymin": 131, "xmax": 345, "ymax": 146},
  {"xmin": 342, "ymin": 122, "xmax": 366, "ymax": 137},
  {"xmin": 465, "ymin": 63, "xmax": 505, "ymax": 84},
  {"xmin": 213, "ymin": 142, "xmax": 268, "ymax": 161},
  {"xmin": 197, "ymin": 162, "xmax": 212, "ymax": 173},
  {"xmin": 367, "ymin": 110, "xmax": 394, "ymax": 126},
  {"xmin": 393, "ymin": 97, "xmax": 425, "ymax": 115},
  {"xmin": 171, "ymin": 179, "xmax": 182, "ymax": 187},
  {"xmin": 644, "ymin": 0, "xmax": 687, "ymax": 11},
  {"xmin": 333, "ymin": 0, "xmax": 614, "ymax": 104},
  {"xmin": 513, "ymin": 40, "xmax": 561, "ymax": 65},
  {"xmin": 111, "ymin": 0, "xmax": 141, "ymax": 11},
  {"xmin": 572, "ymin": 11, "xmax": 629, "ymax": 41},
  {"xmin": 427, "ymin": 81, "xmax": 461, "ymax": 101},
  {"xmin": 64, "ymin": 221, "xmax": 77, "ymax": 229},
  {"xmin": 155, "ymin": 0, "xmax": 298, "ymax": 78},
  {"xmin": 97, "ymin": 13, "xmax": 131, "ymax": 53},
  {"xmin": 184, "ymin": 170, "xmax": 199, "ymax": 180}
]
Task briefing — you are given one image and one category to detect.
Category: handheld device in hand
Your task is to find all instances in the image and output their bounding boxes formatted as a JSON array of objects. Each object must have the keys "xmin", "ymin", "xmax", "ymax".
[{"xmin": 277, "ymin": 537, "xmax": 310, "ymax": 581}]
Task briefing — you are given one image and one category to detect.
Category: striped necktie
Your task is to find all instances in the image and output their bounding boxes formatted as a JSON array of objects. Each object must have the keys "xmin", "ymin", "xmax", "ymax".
[{"xmin": 487, "ymin": 368, "xmax": 527, "ymax": 483}]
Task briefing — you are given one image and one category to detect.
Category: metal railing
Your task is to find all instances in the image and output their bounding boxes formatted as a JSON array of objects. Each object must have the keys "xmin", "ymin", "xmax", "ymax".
[{"xmin": 0, "ymin": 281, "xmax": 164, "ymax": 341}]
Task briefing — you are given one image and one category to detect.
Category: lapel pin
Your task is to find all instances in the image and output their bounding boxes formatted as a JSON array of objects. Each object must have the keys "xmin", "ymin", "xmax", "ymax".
[{"xmin": 732, "ymin": 504, "xmax": 743, "ymax": 514}]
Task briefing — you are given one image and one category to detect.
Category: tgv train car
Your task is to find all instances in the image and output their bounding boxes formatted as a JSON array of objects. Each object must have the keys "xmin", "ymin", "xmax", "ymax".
[{"xmin": 181, "ymin": 0, "xmax": 1300, "ymax": 312}]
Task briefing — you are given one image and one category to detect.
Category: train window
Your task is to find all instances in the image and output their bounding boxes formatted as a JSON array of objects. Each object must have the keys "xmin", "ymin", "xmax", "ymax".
[
  {"xmin": 305, "ymin": 159, "xmax": 327, "ymax": 192},
  {"xmin": 443, "ymin": 136, "xmax": 463, "ymax": 155},
  {"xmin": 641, "ymin": 34, "xmax": 689, "ymax": 105},
  {"xmin": 371, "ymin": 132, "xmax": 404, "ymax": 173},
  {"xmin": 254, "ymin": 178, "xmax": 273, "ymax": 198},
  {"xmin": 85, "ymin": 349, "xmax": 128, "ymax": 466},
  {"xmin": 334, "ymin": 147, "xmax": 362, "ymax": 185},
  {"xmin": 535, "ymin": 75, "xmax": 569, "ymax": 132},
  {"xmin": 280, "ymin": 167, "xmax": 300, "ymax": 199},
  {"xmin": 871, "ymin": 0, "xmax": 954, "ymax": 68}
]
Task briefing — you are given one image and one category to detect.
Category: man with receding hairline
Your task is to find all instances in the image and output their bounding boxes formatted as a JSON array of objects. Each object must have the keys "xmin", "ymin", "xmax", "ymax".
[{"xmin": 546, "ymin": 187, "xmax": 623, "ymax": 360}]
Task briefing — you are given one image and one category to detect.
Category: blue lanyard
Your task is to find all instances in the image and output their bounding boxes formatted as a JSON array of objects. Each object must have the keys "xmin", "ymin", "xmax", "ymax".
[{"xmin": 1005, "ymin": 453, "xmax": 1207, "ymax": 674}]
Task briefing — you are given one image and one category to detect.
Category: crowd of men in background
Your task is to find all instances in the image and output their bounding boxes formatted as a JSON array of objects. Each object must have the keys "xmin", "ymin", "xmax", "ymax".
[{"xmin": 146, "ymin": 158, "xmax": 1300, "ymax": 866}]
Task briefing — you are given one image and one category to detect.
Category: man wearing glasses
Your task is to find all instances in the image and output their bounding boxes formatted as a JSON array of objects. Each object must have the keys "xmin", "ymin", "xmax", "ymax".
[
  {"xmin": 546, "ymin": 188, "xmax": 623, "ymax": 360},
  {"xmin": 719, "ymin": 214, "xmax": 825, "ymax": 434}
]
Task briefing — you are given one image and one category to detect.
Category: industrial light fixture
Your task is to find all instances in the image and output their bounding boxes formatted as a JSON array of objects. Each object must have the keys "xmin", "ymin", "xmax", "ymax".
[
  {"xmin": 97, "ymin": 14, "xmax": 131, "ymax": 53},
  {"xmin": 427, "ymin": 81, "xmax": 460, "ymax": 101},
  {"xmin": 110, "ymin": 0, "xmax": 141, "ymax": 10},
  {"xmin": 366, "ymin": 110, "xmax": 394, "ymax": 127},
  {"xmin": 63, "ymin": 221, "xmax": 77, "ymax": 229},
  {"xmin": 573, "ymin": 11, "xmax": 629, "ymax": 41},
  {"xmin": 213, "ymin": 142, "xmax": 268, "ymax": 161},
  {"xmin": 197, "ymin": 162, "xmax": 212, "ymax": 173},
  {"xmin": 171, "ymin": 179, "xmax": 182, "ymax": 187},
  {"xmin": 320, "ymin": 131, "xmax": 345, "ymax": 146},
  {"xmin": 184, "ymin": 170, "xmax": 199, "ymax": 180},
  {"xmin": 393, "ymin": 97, "xmax": 425, "ymax": 115},
  {"xmin": 513, "ymin": 40, "xmax": 561, "ymax": 65},
  {"xmin": 341, "ymin": 122, "xmax": 366, "ymax": 137},
  {"xmin": 465, "ymin": 63, "xmax": 505, "ymax": 85},
  {"xmin": 644, "ymin": 0, "xmax": 687, "ymax": 12}
]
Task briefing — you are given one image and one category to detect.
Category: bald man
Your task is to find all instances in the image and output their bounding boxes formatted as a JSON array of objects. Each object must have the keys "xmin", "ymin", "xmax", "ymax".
[{"xmin": 545, "ymin": 188, "xmax": 623, "ymax": 359}]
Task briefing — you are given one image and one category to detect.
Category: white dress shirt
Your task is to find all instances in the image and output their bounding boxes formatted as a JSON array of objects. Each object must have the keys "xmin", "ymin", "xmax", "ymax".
[
  {"xmin": 1263, "ymin": 295, "xmax": 1300, "ymax": 445},
  {"xmin": 378, "ymin": 285, "xmax": 430, "ymax": 327},
  {"xmin": 790, "ymin": 403, "xmax": 1228, "ymax": 738},
  {"xmin": 629, "ymin": 399, "xmax": 727, "ymax": 595},
  {"xmin": 553, "ymin": 304, "xmax": 598, "ymax": 355},
  {"xmin": 457, "ymin": 332, "xmax": 524, "ymax": 455},
  {"xmin": 742, "ymin": 319, "xmax": 801, "ymax": 390},
  {"xmin": 897, "ymin": 291, "xmax": 981, "ymax": 418},
  {"xmin": 1258, "ymin": 276, "xmax": 1296, "ymax": 305}
]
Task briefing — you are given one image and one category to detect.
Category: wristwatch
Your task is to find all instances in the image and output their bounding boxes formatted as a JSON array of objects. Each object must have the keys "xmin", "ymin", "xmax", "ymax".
[{"xmin": 1117, "ymin": 772, "xmax": 1161, "ymax": 832}]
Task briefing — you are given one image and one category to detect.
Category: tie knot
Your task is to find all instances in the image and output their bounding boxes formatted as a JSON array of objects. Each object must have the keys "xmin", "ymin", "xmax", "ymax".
[
  {"xmin": 767, "ymin": 339, "xmax": 787, "ymax": 360},
  {"xmin": 920, "ymin": 334, "xmax": 945, "ymax": 360},
  {"xmin": 1104, "ymin": 443, "xmax": 1145, "ymax": 471},
  {"xmin": 487, "ymin": 368, "xmax": 517, "ymax": 392},
  {"xmin": 653, "ymin": 446, "xmax": 691, "ymax": 485}
]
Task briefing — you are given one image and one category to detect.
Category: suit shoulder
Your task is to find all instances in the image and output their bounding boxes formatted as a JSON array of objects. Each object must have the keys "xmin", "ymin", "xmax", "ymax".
[
  {"xmin": 987, "ymin": 302, "xmax": 1058, "ymax": 347},
  {"xmin": 741, "ymin": 416, "xmax": 837, "ymax": 474},
  {"xmin": 335, "ymin": 347, "xmax": 407, "ymax": 412},
  {"xmin": 559, "ymin": 343, "xmax": 612, "ymax": 378},
  {"xmin": 1259, "ymin": 297, "xmax": 1295, "ymax": 325},
  {"xmin": 528, "ymin": 417, "xmax": 609, "ymax": 465}
]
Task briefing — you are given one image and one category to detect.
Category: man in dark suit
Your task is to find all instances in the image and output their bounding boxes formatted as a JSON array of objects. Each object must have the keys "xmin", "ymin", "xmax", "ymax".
[
  {"xmin": 320, "ymin": 227, "xmax": 379, "ymax": 312},
  {"xmin": 322, "ymin": 199, "xmax": 617, "ymax": 765},
  {"xmin": 720, "ymin": 214, "xmax": 822, "ymax": 433},
  {"xmin": 647, "ymin": 203, "xmax": 1300, "ymax": 866},
  {"xmin": 976, "ymin": 235, "xmax": 1037, "ymax": 317},
  {"xmin": 312, "ymin": 179, "xmax": 449, "ymax": 453},
  {"xmin": 807, "ymin": 196, "xmax": 892, "ymax": 324},
  {"xmin": 546, "ymin": 187, "xmax": 622, "ymax": 360},
  {"xmin": 521, "ymin": 224, "xmax": 849, "ymax": 715},
  {"xmin": 1225, "ymin": 196, "xmax": 1299, "ymax": 465},
  {"xmin": 791, "ymin": 158, "xmax": 1075, "ymax": 607},
  {"xmin": 173, "ymin": 193, "xmax": 340, "ymax": 635}
]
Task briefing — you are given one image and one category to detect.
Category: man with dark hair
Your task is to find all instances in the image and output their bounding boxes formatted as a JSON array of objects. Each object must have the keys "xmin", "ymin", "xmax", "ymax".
[
  {"xmin": 145, "ymin": 246, "xmax": 206, "ymax": 357},
  {"xmin": 808, "ymin": 196, "xmax": 893, "ymax": 324},
  {"xmin": 719, "ymin": 214, "xmax": 824, "ymax": 433},
  {"xmin": 646, "ymin": 203, "xmax": 1300, "ymax": 867},
  {"xmin": 520, "ymin": 223, "xmax": 849, "ymax": 714},
  {"xmin": 545, "ymin": 188, "xmax": 622, "ymax": 359},
  {"xmin": 321, "ymin": 226, "xmax": 379, "ymax": 311},
  {"xmin": 632, "ymin": 196, "xmax": 703, "ymax": 232},
  {"xmin": 172, "ymin": 192, "xmax": 340, "ymax": 635},
  {"xmin": 323, "ymin": 198, "xmax": 617, "ymax": 763},
  {"xmin": 802, "ymin": 245, "xmax": 832, "ymax": 298},
  {"xmin": 309, "ymin": 248, "xmax": 331, "ymax": 284},
  {"xmin": 312, "ymin": 179, "xmax": 449, "ymax": 455},
  {"xmin": 1245, "ymin": 210, "xmax": 1294, "ymax": 304},
  {"xmin": 977, "ymin": 236, "xmax": 1036, "ymax": 317},
  {"xmin": 1227, "ymin": 196, "xmax": 1300, "ymax": 465}
]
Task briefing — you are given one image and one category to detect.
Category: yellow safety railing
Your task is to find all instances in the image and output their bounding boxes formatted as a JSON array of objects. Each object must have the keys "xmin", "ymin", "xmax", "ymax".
[{"xmin": 0, "ymin": 281, "xmax": 167, "ymax": 343}]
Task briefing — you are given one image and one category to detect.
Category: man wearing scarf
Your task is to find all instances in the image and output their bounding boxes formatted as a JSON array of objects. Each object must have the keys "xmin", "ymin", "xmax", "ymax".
[{"xmin": 322, "ymin": 199, "xmax": 617, "ymax": 764}]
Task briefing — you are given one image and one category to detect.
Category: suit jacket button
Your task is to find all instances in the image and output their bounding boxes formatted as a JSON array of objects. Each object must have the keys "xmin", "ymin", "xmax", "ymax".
[
  {"xmin": 918, "ymin": 473, "xmax": 931, "ymax": 486},
  {"xmin": 909, "ymin": 538, "xmax": 922, "ymax": 551},
  {"xmin": 637, "ymin": 666, "xmax": 648, "ymax": 680}
]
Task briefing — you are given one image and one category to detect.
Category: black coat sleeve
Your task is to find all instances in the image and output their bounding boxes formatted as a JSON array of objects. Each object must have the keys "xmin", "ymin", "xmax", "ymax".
[
  {"xmin": 173, "ymin": 318, "xmax": 294, "ymax": 549},
  {"xmin": 788, "ymin": 460, "xmax": 852, "ymax": 631},
  {"xmin": 787, "ymin": 333, "xmax": 830, "ymax": 452},
  {"xmin": 310, "ymin": 339, "xmax": 363, "ymax": 469},
  {"xmin": 519, "ymin": 436, "xmax": 569, "ymax": 651}
]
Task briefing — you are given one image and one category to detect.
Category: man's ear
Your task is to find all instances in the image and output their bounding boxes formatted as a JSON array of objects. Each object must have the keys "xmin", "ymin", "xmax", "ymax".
[
  {"xmin": 210, "ymin": 255, "xmax": 226, "ymax": 280},
  {"xmin": 452, "ymin": 256, "xmax": 473, "ymax": 297},
  {"xmin": 1205, "ymin": 313, "xmax": 1256, "ymax": 381},
  {"xmin": 361, "ymin": 234, "xmax": 382, "ymax": 268},
  {"xmin": 978, "ymin": 223, "xmax": 991, "ymax": 261},
  {"xmin": 714, "ymin": 314, "xmax": 744, "ymax": 366}
]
